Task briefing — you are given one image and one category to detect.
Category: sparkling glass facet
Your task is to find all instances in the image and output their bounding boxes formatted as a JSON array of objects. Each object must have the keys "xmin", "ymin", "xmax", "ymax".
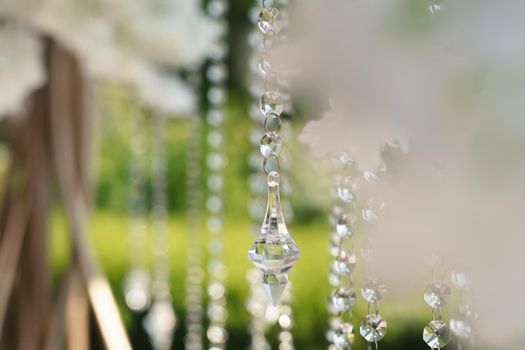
[
  {"xmin": 333, "ymin": 323, "xmax": 355, "ymax": 349},
  {"xmin": 333, "ymin": 251, "xmax": 357, "ymax": 275},
  {"xmin": 336, "ymin": 214, "xmax": 356, "ymax": 238},
  {"xmin": 423, "ymin": 320, "xmax": 450, "ymax": 349},
  {"xmin": 332, "ymin": 287, "xmax": 357, "ymax": 312},
  {"xmin": 337, "ymin": 176, "xmax": 357, "ymax": 203},
  {"xmin": 258, "ymin": 8, "xmax": 282, "ymax": 34},
  {"xmin": 424, "ymin": 281, "xmax": 451, "ymax": 308},
  {"xmin": 260, "ymin": 132, "xmax": 283, "ymax": 157},
  {"xmin": 261, "ymin": 91, "xmax": 284, "ymax": 116},
  {"xmin": 361, "ymin": 280, "xmax": 386, "ymax": 303},
  {"xmin": 360, "ymin": 314, "xmax": 387, "ymax": 342}
]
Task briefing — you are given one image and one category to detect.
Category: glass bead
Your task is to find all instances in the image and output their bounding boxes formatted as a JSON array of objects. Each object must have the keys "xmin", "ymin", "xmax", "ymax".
[
  {"xmin": 206, "ymin": 196, "xmax": 223, "ymax": 213},
  {"xmin": 207, "ymin": 174, "xmax": 224, "ymax": 191},
  {"xmin": 333, "ymin": 323, "xmax": 355, "ymax": 349},
  {"xmin": 360, "ymin": 314, "xmax": 387, "ymax": 342},
  {"xmin": 258, "ymin": 55, "xmax": 273, "ymax": 76},
  {"xmin": 261, "ymin": 91, "xmax": 285, "ymax": 116},
  {"xmin": 450, "ymin": 316, "xmax": 472, "ymax": 340},
  {"xmin": 206, "ymin": 64, "xmax": 227, "ymax": 84},
  {"xmin": 260, "ymin": 132, "xmax": 283, "ymax": 157},
  {"xmin": 361, "ymin": 280, "xmax": 386, "ymax": 303},
  {"xmin": 423, "ymin": 320, "xmax": 450, "ymax": 349},
  {"xmin": 451, "ymin": 271, "xmax": 471, "ymax": 289},
  {"xmin": 339, "ymin": 152, "xmax": 353, "ymax": 166},
  {"xmin": 207, "ymin": 87, "xmax": 226, "ymax": 105},
  {"xmin": 332, "ymin": 287, "xmax": 357, "ymax": 312},
  {"xmin": 333, "ymin": 251, "xmax": 357, "ymax": 275},
  {"xmin": 258, "ymin": 7, "xmax": 282, "ymax": 34},
  {"xmin": 336, "ymin": 214, "xmax": 356, "ymax": 238},
  {"xmin": 362, "ymin": 199, "xmax": 384, "ymax": 223},
  {"xmin": 208, "ymin": 41, "xmax": 228, "ymax": 61},
  {"xmin": 207, "ymin": 325, "xmax": 228, "ymax": 344},
  {"xmin": 424, "ymin": 281, "xmax": 451, "ymax": 308},
  {"xmin": 143, "ymin": 300, "xmax": 177, "ymax": 350},
  {"xmin": 428, "ymin": 0, "xmax": 444, "ymax": 15},
  {"xmin": 208, "ymin": 304, "xmax": 228, "ymax": 323},
  {"xmin": 336, "ymin": 176, "xmax": 357, "ymax": 203},
  {"xmin": 123, "ymin": 269, "xmax": 151, "ymax": 312},
  {"xmin": 206, "ymin": 110, "xmax": 224, "ymax": 126}
]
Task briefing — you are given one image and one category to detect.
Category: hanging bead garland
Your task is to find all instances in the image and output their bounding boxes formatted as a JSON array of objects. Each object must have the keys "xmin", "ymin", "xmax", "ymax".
[
  {"xmin": 247, "ymin": 0, "xmax": 274, "ymax": 347},
  {"xmin": 205, "ymin": 0, "xmax": 230, "ymax": 348},
  {"xmin": 144, "ymin": 114, "xmax": 177, "ymax": 350},
  {"xmin": 358, "ymin": 168, "xmax": 387, "ymax": 350},
  {"xmin": 123, "ymin": 109, "xmax": 151, "ymax": 313},
  {"xmin": 185, "ymin": 71, "xmax": 205, "ymax": 350},
  {"xmin": 423, "ymin": 261, "xmax": 451, "ymax": 349},
  {"xmin": 248, "ymin": 0, "xmax": 300, "ymax": 308},
  {"xmin": 327, "ymin": 155, "xmax": 358, "ymax": 350}
]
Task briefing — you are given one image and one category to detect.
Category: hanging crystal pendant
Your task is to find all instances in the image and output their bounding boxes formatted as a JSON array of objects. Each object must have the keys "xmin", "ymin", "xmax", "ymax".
[{"xmin": 249, "ymin": 171, "xmax": 300, "ymax": 306}]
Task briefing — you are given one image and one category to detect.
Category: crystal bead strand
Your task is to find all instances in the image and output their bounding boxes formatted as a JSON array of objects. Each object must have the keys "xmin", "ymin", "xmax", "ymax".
[
  {"xmin": 358, "ymin": 169, "xmax": 387, "ymax": 350},
  {"xmin": 423, "ymin": 262, "xmax": 451, "ymax": 349},
  {"xmin": 327, "ymin": 156, "xmax": 358, "ymax": 350},
  {"xmin": 246, "ymin": 0, "xmax": 273, "ymax": 348},
  {"xmin": 144, "ymin": 114, "xmax": 177, "ymax": 350},
  {"xmin": 205, "ymin": 1, "xmax": 230, "ymax": 349},
  {"xmin": 272, "ymin": 1, "xmax": 296, "ymax": 348},
  {"xmin": 248, "ymin": 0, "xmax": 300, "ymax": 308},
  {"xmin": 450, "ymin": 271, "xmax": 476, "ymax": 350},
  {"xmin": 123, "ymin": 108, "xmax": 152, "ymax": 313},
  {"xmin": 185, "ymin": 72, "xmax": 205, "ymax": 350}
]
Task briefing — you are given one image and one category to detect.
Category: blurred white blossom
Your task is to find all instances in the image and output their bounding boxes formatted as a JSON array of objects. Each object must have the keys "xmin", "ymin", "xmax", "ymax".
[
  {"xmin": 0, "ymin": 22, "xmax": 44, "ymax": 117},
  {"xmin": 0, "ymin": 0, "xmax": 217, "ymax": 116}
]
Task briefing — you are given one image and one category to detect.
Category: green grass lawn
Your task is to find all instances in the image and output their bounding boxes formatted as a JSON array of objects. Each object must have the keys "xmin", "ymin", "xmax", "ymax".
[{"xmin": 50, "ymin": 210, "xmax": 432, "ymax": 350}]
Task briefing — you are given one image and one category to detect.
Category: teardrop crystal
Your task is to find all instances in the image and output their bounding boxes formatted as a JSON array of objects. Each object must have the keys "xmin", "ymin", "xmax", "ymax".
[{"xmin": 248, "ymin": 172, "xmax": 300, "ymax": 305}]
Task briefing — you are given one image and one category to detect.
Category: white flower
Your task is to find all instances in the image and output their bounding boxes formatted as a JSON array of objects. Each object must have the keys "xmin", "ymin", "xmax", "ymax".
[
  {"xmin": 0, "ymin": 22, "xmax": 44, "ymax": 117},
  {"xmin": 0, "ymin": 0, "xmax": 217, "ymax": 115}
]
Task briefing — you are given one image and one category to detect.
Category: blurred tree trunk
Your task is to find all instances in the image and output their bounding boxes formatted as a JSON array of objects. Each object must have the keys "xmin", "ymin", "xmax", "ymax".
[{"xmin": 0, "ymin": 39, "xmax": 131, "ymax": 350}]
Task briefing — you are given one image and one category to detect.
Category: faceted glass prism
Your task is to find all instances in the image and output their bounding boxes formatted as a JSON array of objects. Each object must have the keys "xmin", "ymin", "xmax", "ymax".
[
  {"xmin": 360, "ymin": 314, "xmax": 387, "ymax": 342},
  {"xmin": 423, "ymin": 320, "xmax": 450, "ymax": 348},
  {"xmin": 248, "ymin": 239, "xmax": 300, "ymax": 274},
  {"xmin": 333, "ymin": 323, "xmax": 355, "ymax": 349},
  {"xmin": 248, "ymin": 172, "xmax": 300, "ymax": 305},
  {"xmin": 424, "ymin": 281, "xmax": 451, "ymax": 308},
  {"xmin": 332, "ymin": 287, "xmax": 357, "ymax": 313},
  {"xmin": 260, "ymin": 91, "xmax": 284, "ymax": 116},
  {"xmin": 258, "ymin": 7, "xmax": 282, "ymax": 34}
]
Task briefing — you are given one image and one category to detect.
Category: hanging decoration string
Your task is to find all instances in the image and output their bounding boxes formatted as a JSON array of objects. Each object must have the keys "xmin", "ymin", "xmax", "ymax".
[
  {"xmin": 123, "ymin": 107, "xmax": 151, "ymax": 313},
  {"xmin": 327, "ymin": 154, "xmax": 358, "ymax": 350},
  {"xmin": 205, "ymin": 0, "xmax": 230, "ymax": 349},
  {"xmin": 246, "ymin": 0, "xmax": 274, "ymax": 347},
  {"xmin": 248, "ymin": 0, "xmax": 300, "ymax": 309},
  {"xmin": 144, "ymin": 114, "xmax": 177, "ymax": 350},
  {"xmin": 185, "ymin": 71, "xmax": 205, "ymax": 350}
]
